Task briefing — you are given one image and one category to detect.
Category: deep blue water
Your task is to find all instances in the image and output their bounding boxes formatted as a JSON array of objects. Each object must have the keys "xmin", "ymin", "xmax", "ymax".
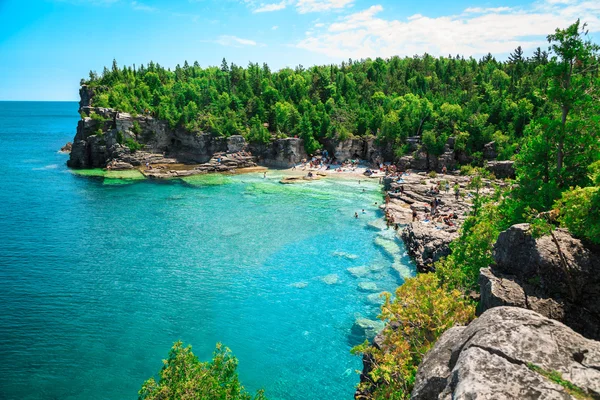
[{"xmin": 0, "ymin": 102, "xmax": 415, "ymax": 400}]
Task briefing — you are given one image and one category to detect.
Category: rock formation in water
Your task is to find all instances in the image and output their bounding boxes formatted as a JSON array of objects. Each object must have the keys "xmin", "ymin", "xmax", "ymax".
[{"xmin": 411, "ymin": 306, "xmax": 600, "ymax": 399}]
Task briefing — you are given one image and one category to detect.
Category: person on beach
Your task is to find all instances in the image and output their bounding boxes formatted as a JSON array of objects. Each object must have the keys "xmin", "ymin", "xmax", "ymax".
[
  {"xmin": 442, "ymin": 166, "xmax": 447, "ymax": 174},
  {"xmin": 454, "ymin": 185, "xmax": 460, "ymax": 201},
  {"xmin": 412, "ymin": 208, "xmax": 418, "ymax": 222},
  {"xmin": 263, "ymin": 171, "xmax": 267, "ymax": 179},
  {"xmin": 445, "ymin": 182, "xmax": 450, "ymax": 193}
]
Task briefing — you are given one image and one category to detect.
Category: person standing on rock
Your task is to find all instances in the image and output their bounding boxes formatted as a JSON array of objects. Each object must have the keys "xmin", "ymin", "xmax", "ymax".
[
  {"xmin": 454, "ymin": 184, "xmax": 460, "ymax": 201},
  {"xmin": 412, "ymin": 207, "xmax": 418, "ymax": 222},
  {"xmin": 263, "ymin": 171, "xmax": 267, "ymax": 179}
]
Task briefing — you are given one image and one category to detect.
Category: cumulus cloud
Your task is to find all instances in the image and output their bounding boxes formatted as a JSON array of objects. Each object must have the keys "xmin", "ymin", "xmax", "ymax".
[{"xmin": 296, "ymin": 0, "xmax": 600, "ymax": 59}]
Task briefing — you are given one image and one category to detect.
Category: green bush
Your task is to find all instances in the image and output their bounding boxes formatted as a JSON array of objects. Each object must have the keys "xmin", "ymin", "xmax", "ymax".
[
  {"xmin": 352, "ymin": 274, "xmax": 475, "ymax": 399},
  {"xmin": 139, "ymin": 342, "xmax": 266, "ymax": 400},
  {"xmin": 125, "ymin": 138, "xmax": 143, "ymax": 153},
  {"xmin": 556, "ymin": 186, "xmax": 600, "ymax": 245}
]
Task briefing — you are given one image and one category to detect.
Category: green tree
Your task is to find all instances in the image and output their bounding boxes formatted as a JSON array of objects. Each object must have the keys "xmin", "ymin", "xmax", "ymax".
[
  {"xmin": 546, "ymin": 20, "xmax": 599, "ymax": 184},
  {"xmin": 139, "ymin": 342, "xmax": 266, "ymax": 400}
]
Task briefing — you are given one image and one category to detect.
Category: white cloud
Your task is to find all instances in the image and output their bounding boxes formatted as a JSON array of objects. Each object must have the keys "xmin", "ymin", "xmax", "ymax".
[
  {"xmin": 131, "ymin": 1, "xmax": 156, "ymax": 12},
  {"xmin": 213, "ymin": 35, "xmax": 261, "ymax": 47},
  {"xmin": 296, "ymin": 0, "xmax": 600, "ymax": 60},
  {"xmin": 272, "ymin": 25, "xmax": 279, "ymax": 30},
  {"xmin": 464, "ymin": 6, "xmax": 512, "ymax": 13},
  {"xmin": 296, "ymin": 0, "xmax": 353, "ymax": 13},
  {"xmin": 242, "ymin": 0, "xmax": 353, "ymax": 13},
  {"xmin": 254, "ymin": 1, "xmax": 288, "ymax": 13}
]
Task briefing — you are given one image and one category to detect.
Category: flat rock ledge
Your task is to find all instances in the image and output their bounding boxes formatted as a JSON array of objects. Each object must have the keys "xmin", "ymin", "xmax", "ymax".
[{"xmin": 412, "ymin": 306, "xmax": 600, "ymax": 400}]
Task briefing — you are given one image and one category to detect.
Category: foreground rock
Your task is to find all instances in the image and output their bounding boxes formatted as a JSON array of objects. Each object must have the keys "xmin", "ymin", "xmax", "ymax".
[
  {"xmin": 479, "ymin": 223, "xmax": 600, "ymax": 340},
  {"xmin": 412, "ymin": 307, "xmax": 600, "ymax": 400}
]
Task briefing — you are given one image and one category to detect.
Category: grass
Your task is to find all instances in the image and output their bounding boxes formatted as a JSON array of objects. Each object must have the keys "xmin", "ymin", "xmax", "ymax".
[{"xmin": 527, "ymin": 363, "xmax": 593, "ymax": 399}]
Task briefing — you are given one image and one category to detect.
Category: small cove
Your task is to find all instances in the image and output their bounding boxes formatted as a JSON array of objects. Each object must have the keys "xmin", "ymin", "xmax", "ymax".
[{"xmin": 0, "ymin": 102, "xmax": 416, "ymax": 400}]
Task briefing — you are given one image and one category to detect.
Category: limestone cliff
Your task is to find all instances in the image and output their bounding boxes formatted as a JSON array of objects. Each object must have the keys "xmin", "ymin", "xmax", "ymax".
[{"xmin": 68, "ymin": 85, "xmax": 309, "ymax": 170}]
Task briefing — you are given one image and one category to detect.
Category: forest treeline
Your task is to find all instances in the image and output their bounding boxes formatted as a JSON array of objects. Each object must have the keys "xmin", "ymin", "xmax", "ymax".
[{"xmin": 87, "ymin": 38, "xmax": 558, "ymax": 159}]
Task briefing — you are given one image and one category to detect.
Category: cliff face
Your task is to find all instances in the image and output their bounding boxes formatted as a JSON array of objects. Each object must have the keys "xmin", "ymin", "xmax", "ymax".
[
  {"xmin": 68, "ymin": 86, "xmax": 310, "ymax": 169},
  {"xmin": 479, "ymin": 224, "xmax": 600, "ymax": 340}
]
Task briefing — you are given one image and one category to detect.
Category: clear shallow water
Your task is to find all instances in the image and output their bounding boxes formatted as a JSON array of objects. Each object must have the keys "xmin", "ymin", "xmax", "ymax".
[{"xmin": 0, "ymin": 102, "xmax": 415, "ymax": 400}]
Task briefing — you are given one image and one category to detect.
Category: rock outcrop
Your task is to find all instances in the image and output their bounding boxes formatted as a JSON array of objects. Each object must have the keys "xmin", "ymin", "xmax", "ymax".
[
  {"xmin": 486, "ymin": 160, "xmax": 515, "ymax": 179},
  {"xmin": 412, "ymin": 306, "xmax": 600, "ymax": 400},
  {"xmin": 479, "ymin": 223, "xmax": 600, "ymax": 340},
  {"xmin": 385, "ymin": 171, "xmax": 490, "ymax": 272},
  {"xmin": 67, "ymin": 106, "xmax": 301, "ymax": 170},
  {"xmin": 401, "ymin": 223, "xmax": 458, "ymax": 273}
]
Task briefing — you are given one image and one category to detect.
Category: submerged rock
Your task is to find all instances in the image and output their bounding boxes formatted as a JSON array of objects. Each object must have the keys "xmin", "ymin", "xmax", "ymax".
[
  {"xmin": 366, "ymin": 292, "xmax": 387, "ymax": 306},
  {"xmin": 374, "ymin": 236, "xmax": 402, "ymax": 260},
  {"xmin": 332, "ymin": 251, "xmax": 359, "ymax": 260},
  {"xmin": 352, "ymin": 317, "xmax": 385, "ymax": 341},
  {"xmin": 321, "ymin": 274, "xmax": 339, "ymax": 285},
  {"xmin": 358, "ymin": 282, "xmax": 378, "ymax": 292},
  {"xmin": 412, "ymin": 307, "xmax": 600, "ymax": 400},
  {"xmin": 347, "ymin": 266, "xmax": 371, "ymax": 278}
]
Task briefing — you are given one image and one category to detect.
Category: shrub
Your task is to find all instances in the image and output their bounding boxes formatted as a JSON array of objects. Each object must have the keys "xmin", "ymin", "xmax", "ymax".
[
  {"xmin": 132, "ymin": 120, "xmax": 142, "ymax": 137},
  {"xmin": 428, "ymin": 171, "xmax": 437, "ymax": 178},
  {"xmin": 556, "ymin": 186, "xmax": 600, "ymax": 245},
  {"xmin": 139, "ymin": 342, "xmax": 266, "ymax": 400},
  {"xmin": 116, "ymin": 130, "xmax": 124, "ymax": 144},
  {"xmin": 352, "ymin": 274, "xmax": 475, "ymax": 399},
  {"xmin": 125, "ymin": 138, "xmax": 143, "ymax": 153}
]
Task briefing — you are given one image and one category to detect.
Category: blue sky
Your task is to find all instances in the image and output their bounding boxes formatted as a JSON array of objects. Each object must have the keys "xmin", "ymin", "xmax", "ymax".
[{"xmin": 1, "ymin": 0, "xmax": 599, "ymax": 100}]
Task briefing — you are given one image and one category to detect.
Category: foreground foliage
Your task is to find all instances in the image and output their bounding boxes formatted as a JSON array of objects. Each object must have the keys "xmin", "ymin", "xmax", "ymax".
[
  {"xmin": 139, "ymin": 342, "xmax": 266, "ymax": 400},
  {"xmin": 352, "ymin": 274, "xmax": 475, "ymax": 399}
]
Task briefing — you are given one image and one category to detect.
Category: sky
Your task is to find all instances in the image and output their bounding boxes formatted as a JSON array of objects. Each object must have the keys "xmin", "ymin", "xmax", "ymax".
[{"xmin": 0, "ymin": 0, "xmax": 599, "ymax": 100}]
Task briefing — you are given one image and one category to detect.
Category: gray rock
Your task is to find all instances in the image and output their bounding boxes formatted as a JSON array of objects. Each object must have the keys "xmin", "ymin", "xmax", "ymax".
[
  {"xmin": 486, "ymin": 160, "xmax": 515, "ymax": 179},
  {"xmin": 352, "ymin": 317, "xmax": 385, "ymax": 341},
  {"xmin": 412, "ymin": 307, "xmax": 600, "ymax": 400},
  {"xmin": 480, "ymin": 224, "xmax": 600, "ymax": 340},
  {"xmin": 401, "ymin": 223, "xmax": 458, "ymax": 273},
  {"xmin": 483, "ymin": 141, "xmax": 498, "ymax": 160}
]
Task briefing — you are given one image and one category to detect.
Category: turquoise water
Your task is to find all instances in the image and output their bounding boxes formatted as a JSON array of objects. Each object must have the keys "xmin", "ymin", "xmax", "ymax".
[{"xmin": 0, "ymin": 102, "xmax": 415, "ymax": 400}]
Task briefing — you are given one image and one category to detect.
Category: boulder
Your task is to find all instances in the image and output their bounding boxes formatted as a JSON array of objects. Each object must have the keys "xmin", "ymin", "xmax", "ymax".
[
  {"xmin": 401, "ymin": 223, "xmax": 459, "ymax": 273},
  {"xmin": 60, "ymin": 142, "xmax": 72, "ymax": 153},
  {"xmin": 412, "ymin": 307, "xmax": 600, "ymax": 400},
  {"xmin": 352, "ymin": 317, "xmax": 386, "ymax": 341},
  {"xmin": 483, "ymin": 141, "xmax": 498, "ymax": 160},
  {"xmin": 486, "ymin": 160, "xmax": 515, "ymax": 179},
  {"xmin": 480, "ymin": 224, "xmax": 600, "ymax": 340}
]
